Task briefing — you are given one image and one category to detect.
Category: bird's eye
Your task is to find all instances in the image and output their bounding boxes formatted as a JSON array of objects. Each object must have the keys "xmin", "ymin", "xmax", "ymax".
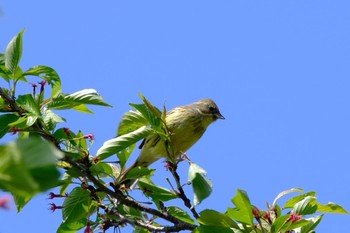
[{"xmin": 208, "ymin": 106, "xmax": 215, "ymax": 112}]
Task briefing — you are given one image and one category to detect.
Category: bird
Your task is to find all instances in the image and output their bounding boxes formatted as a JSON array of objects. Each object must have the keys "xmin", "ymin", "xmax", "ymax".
[{"xmin": 119, "ymin": 98, "xmax": 224, "ymax": 188}]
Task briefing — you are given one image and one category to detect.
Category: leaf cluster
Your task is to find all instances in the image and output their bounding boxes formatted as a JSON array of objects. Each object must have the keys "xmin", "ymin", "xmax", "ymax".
[{"xmin": 0, "ymin": 30, "xmax": 347, "ymax": 233}]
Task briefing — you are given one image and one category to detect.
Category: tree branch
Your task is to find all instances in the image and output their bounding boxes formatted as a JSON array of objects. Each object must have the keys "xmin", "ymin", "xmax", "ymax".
[
  {"xmin": 168, "ymin": 161, "xmax": 199, "ymax": 219},
  {"xmin": 63, "ymin": 156, "xmax": 197, "ymax": 232}
]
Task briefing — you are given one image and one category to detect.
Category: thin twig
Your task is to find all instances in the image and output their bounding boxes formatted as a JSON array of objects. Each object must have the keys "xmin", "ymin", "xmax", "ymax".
[{"xmin": 168, "ymin": 162, "xmax": 199, "ymax": 219}]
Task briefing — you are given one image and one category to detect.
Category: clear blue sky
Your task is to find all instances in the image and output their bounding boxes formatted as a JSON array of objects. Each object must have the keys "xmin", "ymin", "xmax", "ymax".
[{"xmin": 1, "ymin": 1, "xmax": 349, "ymax": 232}]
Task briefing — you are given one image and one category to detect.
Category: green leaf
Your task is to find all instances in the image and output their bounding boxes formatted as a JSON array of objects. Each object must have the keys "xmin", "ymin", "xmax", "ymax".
[
  {"xmin": 117, "ymin": 144, "xmax": 136, "ymax": 169},
  {"xmin": 0, "ymin": 138, "xmax": 63, "ymax": 211},
  {"xmin": 12, "ymin": 192, "xmax": 32, "ymax": 213},
  {"xmin": 118, "ymin": 109, "xmax": 149, "ymax": 136},
  {"xmin": 5, "ymin": 29, "xmax": 24, "ymax": 75},
  {"xmin": 317, "ymin": 202, "xmax": 348, "ymax": 214},
  {"xmin": 167, "ymin": 206, "xmax": 195, "ymax": 224},
  {"xmin": 283, "ymin": 191, "xmax": 316, "ymax": 209},
  {"xmin": 192, "ymin": 173, "xmax": 212, "ymax": 206},
  {"xmin": 96, "ymin": 126, "xmax": 154, "ymax": 160},
  {"xmin": 0, "ymin": 63, "xmax": 10, "ymax": 82},
  {"xmin": 0, "ymin": 114, "xmax": 19, "ymax": 138},
  {"xmin": 198, "ymin": 209, "xmax": 238, "ymax": 228},
  {"xmin": 273, "ymin": 187, "xmax": 304, "ymax": 206},
  {"xmin": 16, "ymin": 94, "xmax": 41, "ymax": 116},
  {"xmin": 8, "ymin": 115, "xmax": 38, "ymax": 128},
  {"xmin": 90, "ymin": 162, "xmax": 120, "ymax": 178},
  {"xmin": 117, "ymin": 204, "xmax": 143, "ymax": 218},
  {"xmin": 300, "ymin": 215, "xmax": 323, "ymax": 233},
  {"xmin": 43, "ymin": 108, "xmax": 65, "ymax": 131},
  {"xmin": 280, "ymin": 219, "xmax": 310, "ymax": 232},
  {"xmin": 123, "ymin": 167, "xmax": 154, "ymax": 181},
  {"xmin": 270, "ymin": 214, "xmax": 290, "ymax": 233},
  {"xmin": 0, "ymin": 53, "xmax": 4, "ymax": 64},
  {"xmin": 193, "ymin": 225, "xmax": 234, "ymax": 233},
  {"xmin": 62, "ymin": 187, "xmax": 92, "ymax": 224},
  {"xmin": 292, "ymin": 196, "xmax": 317, "ymax": 215},
  {"xmin": 227, "ymin": 189, "xmax": 253, "ymax": 225},
  {"xmin": 130, "ymin": 103, "xmax": 162, "ymax": 130},
  {"xmin": 139, "ymin": 93, "xmax": 163, "ymax": 119},
  {"xmin": 188, "ymin": 163, "xmax": 212, "ymax": 206},
  {"xmin": 57, "ymin": 218, "xmax": 86, "ymax": 233},
  {"xmin": 59, "ymin": 173, "xmax": 73, "ymax": 195},
  {"xmin": 23, "ymin": 65, "xmax": 61, "ymax": 98},
  {"xmin": 0, "ymin": 94, "xmax": 5, "ymax": 109},
  {"xmin": 49, "ymin": 89, "xmax": 111, "ymax": 111},
  {"xmin": 72, "ymin": 104, "xmax": 93, "ymax": 114},
  {"xmin": 137, "ymin": 179, "xmax": 178, "ymax": 202}
]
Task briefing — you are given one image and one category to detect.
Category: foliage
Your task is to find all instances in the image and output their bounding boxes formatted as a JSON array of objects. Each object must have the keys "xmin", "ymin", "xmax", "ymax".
[{"xmin": 0, "ymin": 30, "xmax": 347, "ymax": 233}]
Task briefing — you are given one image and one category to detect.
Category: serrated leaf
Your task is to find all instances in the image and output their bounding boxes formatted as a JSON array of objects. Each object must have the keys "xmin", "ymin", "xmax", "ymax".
[
  {"xmin": 280, "ymin": 219, "xmax": 310, "ymax": 232},
  {"xmin": 49, "ymin": 89, "xmax": 111, "ymax": 111},
  {"xmin": 283, "ymin": 191, "xmax": 316, "ymax": 209},
  {"xmin": 5, "ymin": 29, "xmax": 24, "ymax": 75},
  {"xmin": 167, "ymin": 206, "xmax": 195, "ymax": 224},
  {"xmin": 12, "ymin": 192, "xmax": 31, "ymax": 213},
  {"xmin": 117, "ymin": 204, "xmax": 143, "ymax": 218},
  {"xmin": 117, "ymin": 144, "xmax": 136, "ymax": 168},
  {"xmin": 16, "ymin": 94, "xmax": 41, "ymax": 116},
  {"xmin": 123, "ymin": 167, "xmax": 154, "ymax": 181},
  {"xmin": 63, "ymin": 187, "xmax": 91, "ymax": 224},
  {"xmin": 96, "ymin": 126, "xmax": 154, "ymax": 160},
  {"xmin": 273, "ymin": 188, "xmax": 304, "ymax": 206},
  {"xmin": 139, "ymin": 93, "xmax": 162, "ymax": 119},
  {"xmin": 228, "ymin": 189, "xmax": 253, "ymax": 225},
  {"xmin": 198, "ymin": 209, "xmax": 238, "ymax": 228},
  {"xmin": 43, "ymin": 108, "xmax": 65, "ymax": 131},
  {"xmin": 23, "ymin": 65, "xmax": 61, "ymax": 98},
  {"xmin": 137, "ymin": 180, "xmax": 178, "ymax": 202},
  {"xmin": 72, "ymin": 104, "xmax": 93, "ymax": 114},
  {"xmin": 300, "ymin": 215, "xmax": 323, "ymax": 233},
  {"xmin": 130, "ymin": 103, "xmax": 162, "ymax": 130},
  {"xmin": 90, "ymin": 162, "xmax": 120, "ymax": 178},
  {"xmin": 188, "ymin": 163, "xmax": 207, "ymax": 181},
  {"xmin": 8, "ymin": 115, "xmax": 38, "ymax": 128},
  {"xmin": 189, "ymin": 162, "xmax": 212, "ymax": 206},
  {"xmin": 317, "ymin": 202, "xmax": 348, "ymax": 214},
  {"xmin": 57, "ymin": 217, "xmax": 86, "ymax": 233},
  {"xmin": 192, "ymin": 173, "xmax": 212, "ymax": 206},
  {"xmin": 292, "ymin": 196, "xmax": 317, "ymax": 215},
  {"xmin": 118, "ymin": 110, "xmax": 149, "ymax": 136},
  {"xmin": 271, "ymin": 214, "xmax": 290, "ymax": 233}
]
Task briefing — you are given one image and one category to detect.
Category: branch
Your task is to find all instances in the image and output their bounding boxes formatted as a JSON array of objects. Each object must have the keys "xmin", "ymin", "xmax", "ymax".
[
  {"xmin": 0, "ymin": 87, "xmax": 25, "ymax": 115},
  {"xmin": 168, "ymin": 161, "xmax": 199, "ymax": 219},
  {"xmin": 0, "ymin": 87, "xmax": 61, "ymax": 147},
  {"xmin": 63, "ymin": 156, "xmax": 197, "ymax": 232},
  {"xmin": 103, "ymin": 205, "xmax": 195, "ymax": 232}
]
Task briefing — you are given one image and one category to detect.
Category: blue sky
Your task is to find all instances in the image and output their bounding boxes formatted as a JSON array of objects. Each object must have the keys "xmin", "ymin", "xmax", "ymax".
[{"xmin": 1, "ymin": 1, "xmax": 349, "ymax": 232}]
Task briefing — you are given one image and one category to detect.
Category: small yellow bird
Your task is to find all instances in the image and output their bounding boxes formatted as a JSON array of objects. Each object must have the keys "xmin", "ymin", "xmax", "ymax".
[{"xmin": 120, "ymin": 98, "xmax": 224, "ymax": 187}]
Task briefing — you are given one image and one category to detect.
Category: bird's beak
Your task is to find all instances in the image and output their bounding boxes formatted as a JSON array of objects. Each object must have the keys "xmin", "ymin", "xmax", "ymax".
[{"xmin": 215, "ymin": 113, "xmax": 225, "ymax": 120}]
